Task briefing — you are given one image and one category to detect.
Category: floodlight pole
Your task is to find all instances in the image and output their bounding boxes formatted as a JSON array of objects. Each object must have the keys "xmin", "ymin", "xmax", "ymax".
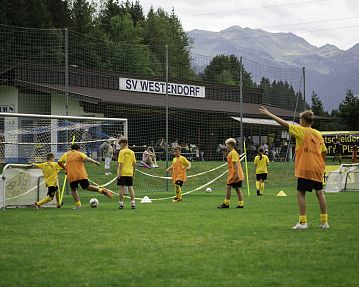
[
  {"xmin": 239, "ymin": 57, "xmax": 244, "ymax": 153},
  {"xmin": 165, "ymin": 45, "xmax": 169, "ymax": 192}
]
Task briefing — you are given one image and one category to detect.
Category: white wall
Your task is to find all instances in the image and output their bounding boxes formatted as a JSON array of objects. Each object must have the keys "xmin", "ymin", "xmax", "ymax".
[
  {"xmin": 0, "ymin": 86, "xmax": 18, "ymax": 113},
  {"xmin": 51, "ymin": 92, "xmax": 104, "ymax": 117}
]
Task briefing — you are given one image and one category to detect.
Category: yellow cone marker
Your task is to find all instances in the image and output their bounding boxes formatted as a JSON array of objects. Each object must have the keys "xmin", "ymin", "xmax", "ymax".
[{"xmin": 277, "ymin": 190, "xmax": 287, "ymax": 197}]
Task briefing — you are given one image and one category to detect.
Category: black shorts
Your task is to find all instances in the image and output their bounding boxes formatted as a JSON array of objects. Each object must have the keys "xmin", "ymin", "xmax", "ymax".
[
  {"xmin": 70, "ymin": 179, "xmax": 90, "ymax": 190},
  {"xmin": 47, "ymin": 186, "xmax": 58, "ymax": 197},
  {"xmin": 227, "ymin": 181, "xmax": 242, "ymax": 188},
  {"xmin": 117, "ymin": 176, "xmax": 134, "ymax": 187},
  {"xmin": 297, "ymin": 178, "xmax": 323, "ymax": 192},
  {"xmin": 256, "ymin": 173, "xmax": 268, "ymax": 181},
  {"xmin": 175, "ymin": 180, "xmax": 183, "ymax": 187}
]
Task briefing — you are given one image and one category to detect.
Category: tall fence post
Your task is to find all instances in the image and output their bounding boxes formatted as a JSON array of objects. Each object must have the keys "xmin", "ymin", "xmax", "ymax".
[
  {"xmin": 239, "ymin": 56, "xmax": 244, "ymax": 153},
  {"xmin": 165, "ymin": 44, "xmax": 169, "ymax": 192},
  {"xmin": 64, "ymin": 28, "xmax": 69, "ymax": 195}
]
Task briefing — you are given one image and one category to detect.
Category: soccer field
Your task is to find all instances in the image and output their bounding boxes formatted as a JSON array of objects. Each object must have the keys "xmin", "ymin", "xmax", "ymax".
[{"xmin": 1, "ymin": 162, "xmax": 358, "ymax": 287}]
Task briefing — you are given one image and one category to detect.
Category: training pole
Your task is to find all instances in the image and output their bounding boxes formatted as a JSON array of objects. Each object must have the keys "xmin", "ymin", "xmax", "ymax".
[{"xmin": 59, "ymin": 135, "xmax": 75, "ymax": 203}]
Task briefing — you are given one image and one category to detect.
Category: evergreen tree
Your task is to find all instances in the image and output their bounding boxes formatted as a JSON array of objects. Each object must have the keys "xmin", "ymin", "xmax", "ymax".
[
  {"xmin": 202, "ymin": 54, "xmax": 253, "ymax": 86},
  {"xmin": 45, "ymin": 0, "xmax": 72, "ymax": 28},
  {"xmin": 0, "ymin": 0, "xmax": 51, "ymax": 28},
  {"xmin": 98, "ymin": 0, "xmax": 121, "ymax": 33},
  {"xmin": 311, "ymin": 91, "xmax": 325, "ymax": 116},
  {"xmin": 336, "ymin": 89, "xmax": 359, "ymax": 130},
  {"xmin": 143, "ymin": 7, "xmax": 195, "ymax": 80},
  {"xmin": 70, "ymin": 0, "xmax": 95, "ymax": 34}
]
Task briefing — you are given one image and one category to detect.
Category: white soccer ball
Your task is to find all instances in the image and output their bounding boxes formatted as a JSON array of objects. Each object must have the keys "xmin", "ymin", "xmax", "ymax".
[
  {"xmin": 205, "ymin": 187, "xmax": 212, "ymax": 193},
  {"xmin": 89, "ymin": 198, "xmax": 99, "ymax": 208}
]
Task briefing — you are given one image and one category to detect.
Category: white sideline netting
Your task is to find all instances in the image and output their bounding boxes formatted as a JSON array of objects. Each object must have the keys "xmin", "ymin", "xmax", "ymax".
[
  {"xmin": 0, "ymin": 165, "xmax": 53, "ymax": 208},
  {"xmin": 325, "ymin": 164, "xmax": 359, "ymax": 192},
  {"xmin": 88, "ymin": 153, "xmax": 246, "ymax": 201}
]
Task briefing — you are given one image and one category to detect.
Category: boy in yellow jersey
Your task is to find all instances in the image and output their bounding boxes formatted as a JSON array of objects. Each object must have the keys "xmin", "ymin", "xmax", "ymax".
[
  {"xmin": 166, "ymin": 146, "xmax": 191, "ymax": 202},
  {"xmin": 254, "ymin": 147, "xmax": 270, "ymax": 196},
  {"xmin": 218, "ymin": 138, "xmax": 245, "ymax": 209},
  {"xmin": 58, "ymin": 143, "xmax": 113, "ymax": 210},
  {"xmin": 259, "ymin": 106, "xmax": 329, "ymax": 229},
  {"xmin": 33, "ymin": 153, "xmax": 63, "ymax": 209},
  {"xmin": 117, "ymin": 137, "xmax": 136, "ymax": 209}
]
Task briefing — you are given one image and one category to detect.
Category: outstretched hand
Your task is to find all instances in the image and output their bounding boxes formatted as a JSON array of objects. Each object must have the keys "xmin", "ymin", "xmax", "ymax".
[{"xmin": 258, "ymin": 106, "xmax": 269, "ymax": 115}]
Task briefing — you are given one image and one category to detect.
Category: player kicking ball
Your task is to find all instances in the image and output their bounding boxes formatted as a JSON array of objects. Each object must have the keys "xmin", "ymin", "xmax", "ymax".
[
  {"xmin": 166, "ymin": 146, "xmax": 191, "ymax": 202},
  {"xmin": 218, "ymin": 138, "xmax": 245, "ymax": 209},
  {"xmin": 58, "ymin": 143, "xmax": 113, "ymax": 210},
  {"xmin": 259, "ymin": 106, "xmax": 329, "ymax": 229},
  {"xmin": 33, "ymin": 153, "xmax": 63, "ymax": 209}
]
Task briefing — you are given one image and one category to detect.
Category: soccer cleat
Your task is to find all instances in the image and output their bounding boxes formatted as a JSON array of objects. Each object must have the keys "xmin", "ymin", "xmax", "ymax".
[
  {"xmin": 102, "ymin": 188, "xmax": 114, "ymax": 199},
  {"xmin": 131, "ymin": 204, "xmax": 136, "ymax": 209},
  {"xmin": 34, "ymin": 202, "xmax": 40, "ymax": 209},
  {"xmin": 217, "ymin": 203, "xmax": 229, "ymax": 209},
  {"xmin": 236, "ymin": 205, "xmax": 244, "ymax": 208},
  {"xmin": 319, "ymin": 223, "xmax": 329, "ymax": 229},
  {"xmin": 73, "ymin": 205, "xmax": 81, "ymax": 210},
  {"xmin": 57, "ymin": 202, "xmax": 64, "ymax": 208},
  {"xmin": 119, "ymin": 205, "xmax": 124, "ymax": 209},
  {"xmin": 172, "ymin": 198, "xmax": 182, "ymax": 202},
  {"xmin": 292, "ymin": 222, "xmax": 308, "ymax": 230}
]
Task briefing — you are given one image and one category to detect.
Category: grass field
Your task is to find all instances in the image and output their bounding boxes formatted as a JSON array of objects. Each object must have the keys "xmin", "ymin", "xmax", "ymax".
[{"xmin": 1, "ymin": 161, "xmax": 358, "ymax": 287}]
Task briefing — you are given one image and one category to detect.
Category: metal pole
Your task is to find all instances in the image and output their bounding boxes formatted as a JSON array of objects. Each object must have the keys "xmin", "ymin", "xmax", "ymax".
[
  {"xmin": 302, "ymin": 67, "xmax": 306, "ymax": 110},
  {"xmin": 165, "ymin": 45, "xmax": 169, "ymax": 192},
  {"xmin": 65, "ymin": 28, "xmax": 69, "ymax": 117},
  {"xmin": 239, "ymin": 57, "xmax": 244, "ymax": 153},
  {"xmin": 64, "ymin": 28, "xmax": 69, "ymax": 195}
]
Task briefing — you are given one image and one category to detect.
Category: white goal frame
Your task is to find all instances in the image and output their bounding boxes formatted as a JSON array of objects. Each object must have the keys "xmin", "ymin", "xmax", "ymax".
[{"xmin": 0, "ymin": 112, "xmax": 128, "ymax": 209}]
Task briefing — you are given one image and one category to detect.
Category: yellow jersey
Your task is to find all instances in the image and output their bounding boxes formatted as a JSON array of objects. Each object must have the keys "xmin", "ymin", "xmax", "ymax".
[
  {"xmin": 227, "ymin": 149, "xmax": 244, "ymax": 184},
  {"xmin": 172, "ymin": 155, "xmax": 190, "ymax": 183},
  {"xmin": 34, "ymin": 162, "xmax": 62, "ymax": 187},
  {"xmin": 254, "ymin": 155, "xmax": 269, "ymax": 174},
  {"xmin": 118, "ymin": 148, "xmax": 136, "ymax": 177},
  {"xmin": 58, "ymin": 150, "xmax": 88, "ymax": 182}
]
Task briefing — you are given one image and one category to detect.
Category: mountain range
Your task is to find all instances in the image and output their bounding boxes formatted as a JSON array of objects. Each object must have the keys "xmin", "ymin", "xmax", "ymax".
[{"xmin": 188, "ymin": 26, "xmax": 359, "ymax": 111}]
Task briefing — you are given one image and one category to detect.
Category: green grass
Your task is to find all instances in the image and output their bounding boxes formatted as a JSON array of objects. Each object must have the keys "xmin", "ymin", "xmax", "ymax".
[{"xmin": 1, "ymin": 161, "xmax": 359, "ymax": 287}]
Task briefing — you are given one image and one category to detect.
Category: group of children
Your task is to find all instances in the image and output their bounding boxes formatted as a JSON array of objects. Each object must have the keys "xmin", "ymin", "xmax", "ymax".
[
  {"xmin": 34, "ymin": 143, "xmax": 114, "ymax": 210},
  {"xmin": 33, "ymin": 106, "xmax": 329, "ymax": 229}
]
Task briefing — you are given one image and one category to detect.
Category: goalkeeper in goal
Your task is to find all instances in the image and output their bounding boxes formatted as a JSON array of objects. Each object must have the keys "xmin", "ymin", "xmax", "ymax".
[{"xmin": 33, "ymin": 153, "xmax": 63, "ymax": 209}]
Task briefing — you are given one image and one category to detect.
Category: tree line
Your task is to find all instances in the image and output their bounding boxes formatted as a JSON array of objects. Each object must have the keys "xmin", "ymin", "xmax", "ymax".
[{"xmin": 0, "ymin": 0, "xmax": 357, "ymax": 129}]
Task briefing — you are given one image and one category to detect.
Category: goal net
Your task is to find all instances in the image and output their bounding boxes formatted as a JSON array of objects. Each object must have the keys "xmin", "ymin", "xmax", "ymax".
[
  {"xmin": 325, "ymin": 164, "xmax": 359, "ymax": 192},
  {"xmin": 0, "ymin": 113, "xmax": 127, "ymax": 208}
]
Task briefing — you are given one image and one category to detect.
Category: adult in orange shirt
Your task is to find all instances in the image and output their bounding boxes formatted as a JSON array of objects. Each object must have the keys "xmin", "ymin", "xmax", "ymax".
[
  {"xmin": 218, "ymin": 138, "xmax": 245, "ymax": 209},
  {"xmin": 166, "ymin": 146, "xmax": 191, "ymax": 202},
  {"xmin": 259, "ymin": 106, "xmax": 329, "ymax": 229},
  {"xmin": 58, "ymin": 143, "xmax": 113, "ymax": 209}
]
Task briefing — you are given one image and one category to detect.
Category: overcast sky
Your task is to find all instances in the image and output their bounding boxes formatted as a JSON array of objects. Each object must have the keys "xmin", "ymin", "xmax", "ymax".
[{"xmin": 131, "ymin": 0, "xmax": 359, "ymax": 50}]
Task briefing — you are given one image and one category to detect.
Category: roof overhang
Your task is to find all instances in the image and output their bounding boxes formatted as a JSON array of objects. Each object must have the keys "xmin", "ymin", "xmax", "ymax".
[{"xmin": 231, "ymin": 116, "xmax": 297, "ymax": 126}]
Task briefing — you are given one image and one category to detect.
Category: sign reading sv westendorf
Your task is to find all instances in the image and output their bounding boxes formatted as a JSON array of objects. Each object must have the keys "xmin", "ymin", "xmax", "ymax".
[{"xmin": 119, "ymin": 78, "xmax": 205, "ymax": 98}]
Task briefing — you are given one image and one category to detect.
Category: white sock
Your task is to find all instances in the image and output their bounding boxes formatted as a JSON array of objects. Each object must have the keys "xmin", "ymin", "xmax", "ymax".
[
  {"xmin": 119, "ymin": 201, "xmax": 124, "ymax": 206},
  {"xmin": 131, "ymin": 200, "xmax": 135, "ymax": 205}
]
